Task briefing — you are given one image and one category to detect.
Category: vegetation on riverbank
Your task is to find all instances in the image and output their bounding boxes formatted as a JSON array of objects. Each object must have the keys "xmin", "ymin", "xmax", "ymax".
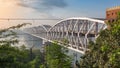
[{"xmin": 80, "ymin": 12, "xmax": 120, "ymax": 68}]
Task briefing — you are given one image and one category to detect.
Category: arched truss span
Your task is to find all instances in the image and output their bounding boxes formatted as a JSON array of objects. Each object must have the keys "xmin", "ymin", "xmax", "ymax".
[{"xmin": 47, "ymin": 17, "xmax": 107, "ymax": 51}]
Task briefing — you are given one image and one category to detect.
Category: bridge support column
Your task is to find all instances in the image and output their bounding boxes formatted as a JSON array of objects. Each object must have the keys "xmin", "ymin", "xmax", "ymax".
[{"xmin": 42, "ymin": 39, "xmax": 49, "ymax": 46}]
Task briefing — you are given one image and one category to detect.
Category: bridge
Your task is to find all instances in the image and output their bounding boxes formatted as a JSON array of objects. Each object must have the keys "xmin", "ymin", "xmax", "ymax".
[{"xmin": 23, "ymin": 17, "xmax": 107, "ymax": 54}]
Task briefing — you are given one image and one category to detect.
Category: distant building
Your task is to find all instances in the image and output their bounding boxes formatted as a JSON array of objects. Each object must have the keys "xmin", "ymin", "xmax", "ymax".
[{"xmin": 106, "ymin": 6, "xmax": 120, "ymax": 22}]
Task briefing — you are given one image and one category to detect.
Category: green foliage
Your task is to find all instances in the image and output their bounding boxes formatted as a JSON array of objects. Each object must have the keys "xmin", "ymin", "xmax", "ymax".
[
  {"xmin": 80, "ymin": 13, "xmax": 120, "ymax": 68},
  {"xmin": 0, "ymin": 24, "xmax": 30, "ymax": 68},
  {"xmin": 0, "ymin": 24, "xmax": 42, "ymax": 68},
  {"xmin": 61, "ymin": 38, "xmax": 69, "ymax": 45},
  {"xmin": 40, "ymin": 64, "xmax": 46, "ymax": 68},
  {"xmin": 44, "ymin": 42, "xmax": 72, "ymax": 68},
  {"xmin": 0, "ymin": 45, "xmax": 30, "ymax": 68},
  {"xmin": 29, "ymin": 56, "xmax": 42, "ymax": 68}
]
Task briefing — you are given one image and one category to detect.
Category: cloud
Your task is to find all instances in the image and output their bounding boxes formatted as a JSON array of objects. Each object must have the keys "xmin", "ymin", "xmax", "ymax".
[
  {"xmin": 0, "ymin": 0, "xmax": 60, "ymax": 29},
  {"xmin": 16, "ymin": 0, "xmax": 67, "ymax": 11},
  {"xmin": 42, "ymin": 0, "xmax": 67, "ymax": 8}
]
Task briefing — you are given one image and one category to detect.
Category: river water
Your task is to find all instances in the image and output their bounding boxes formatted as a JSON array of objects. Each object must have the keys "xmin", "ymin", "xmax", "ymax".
[
  {"xmin": 15, "ymin": 29, "xmax": 83, "ymax": 66},
  {"xmin": 15, "ymin": 30, "xmax": 43, "ymax": 49}
]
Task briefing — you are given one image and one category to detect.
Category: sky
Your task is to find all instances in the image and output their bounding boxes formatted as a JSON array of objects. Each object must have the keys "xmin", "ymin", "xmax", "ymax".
[{"xmin": 0, "ymin": 0, "xmax": 120, "ymax": 28}]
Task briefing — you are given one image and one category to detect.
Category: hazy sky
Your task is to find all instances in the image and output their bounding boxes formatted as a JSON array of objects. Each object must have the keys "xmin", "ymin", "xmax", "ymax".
[{"xmin": 0, "ymin": 0, "xmax": 120, "ymax": 28}]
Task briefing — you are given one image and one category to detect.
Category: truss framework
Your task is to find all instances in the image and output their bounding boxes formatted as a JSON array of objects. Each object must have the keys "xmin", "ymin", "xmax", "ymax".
[
  {"xmin": 24, "ymin": 17, "xmax": 107, "ymax": 53},
  {"xmin": 47, "ymin": 17, "xmax": 107, "ymax": 51}
]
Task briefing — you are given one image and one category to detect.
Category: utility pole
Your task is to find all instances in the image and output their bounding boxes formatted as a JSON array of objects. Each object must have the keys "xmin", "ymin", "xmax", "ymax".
[{"xmin": 30, "ymin": 45, "xmax": 35, "ymax": 60}]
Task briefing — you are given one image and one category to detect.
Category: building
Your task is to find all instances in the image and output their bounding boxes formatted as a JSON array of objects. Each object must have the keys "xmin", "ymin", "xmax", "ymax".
[{"xmin": 106, "ymin": 6, "xmax": 120, "ymax": 22}]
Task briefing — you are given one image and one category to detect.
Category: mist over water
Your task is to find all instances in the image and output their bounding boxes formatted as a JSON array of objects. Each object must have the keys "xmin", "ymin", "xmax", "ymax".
[
  {"xmin": 15, "ymin": 30, "xmax": 43, "ymax": 49},
  {"xmin": 14, "ymin": 29, "xmax": 83, "ymax": 65}
]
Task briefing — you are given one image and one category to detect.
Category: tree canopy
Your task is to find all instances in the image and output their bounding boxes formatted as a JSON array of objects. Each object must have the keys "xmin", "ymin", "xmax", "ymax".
[
  {"xmin": 80, "ymin": 13, "xmax": 120, "ymax": 68},
  {"xmin": 41, "ymin": 42, "xmax": 72, "ymax": 68},
  {"xmin": 0, "ymin": 24, "xmax": 42, "ymax": 68}
]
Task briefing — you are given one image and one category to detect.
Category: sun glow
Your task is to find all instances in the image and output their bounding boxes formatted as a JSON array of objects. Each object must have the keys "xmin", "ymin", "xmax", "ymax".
[
  {"xmin": 0, "ymin": 0, "xmax": 53, "ymax": 29},
  {"xmin": 0, "ymin": 0, "xmax": 19, "ymax": 18},
  {"xmin": 0, "ymin": 0, "xmax": 36, "ymax": 29},
  {"xmin": 0, "ymin": 0, "xmax": 19, "ymax": 29}
]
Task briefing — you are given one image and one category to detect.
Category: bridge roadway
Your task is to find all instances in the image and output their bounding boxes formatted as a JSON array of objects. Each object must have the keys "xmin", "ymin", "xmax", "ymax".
[
  {"xmin": 21, "ymin": 30, "xmax": 85, "ymax": 54},
  {"xmin": 22, "ymin": 17, "xmax": 107, "ymax": 54}
]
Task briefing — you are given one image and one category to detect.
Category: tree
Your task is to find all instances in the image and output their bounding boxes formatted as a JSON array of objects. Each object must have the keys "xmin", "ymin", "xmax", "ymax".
[
  {"xmin": 0, "ymin": 45, "xmax": 31, "ymax": 68},
  {"xmin": 80, "ymin": 12, "xmax": 120, "ymax": 68},
  {"xmin": 0, "ymin": 24, "xmax": 31, "ymax": 68},
  {"xmin": 0, "ymin": 23, "xmax": 43, "ymax": 68},
  {"xmin": 43, "ymin": 42, "xmax": 72, "ymax": 68},
  {"xmin": 29, "ymin": 56, "xmax": 42, "ymax": 68}
]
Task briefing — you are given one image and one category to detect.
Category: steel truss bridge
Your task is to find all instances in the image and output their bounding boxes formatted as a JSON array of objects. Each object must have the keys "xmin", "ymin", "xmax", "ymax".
[{"xmin": 23, "ymin": 17, "xmax": 107, "ymax": 54}]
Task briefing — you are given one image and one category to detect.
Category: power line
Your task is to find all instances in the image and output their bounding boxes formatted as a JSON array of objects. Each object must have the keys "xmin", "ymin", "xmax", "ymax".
[{"xmin": 0, "ymin": 18, "xmax": 63, "ymax": 20}]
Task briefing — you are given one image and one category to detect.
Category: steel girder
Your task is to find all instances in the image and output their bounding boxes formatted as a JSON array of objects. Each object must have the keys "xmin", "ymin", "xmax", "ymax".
[{"xmin": 47, "ymin": 17, "xmax": 107, "ymax": 52}]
